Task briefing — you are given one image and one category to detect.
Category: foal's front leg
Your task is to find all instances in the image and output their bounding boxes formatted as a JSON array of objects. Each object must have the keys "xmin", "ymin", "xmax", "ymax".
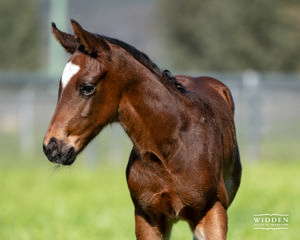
[
  {"xmin": 134, "ymin": 209, "xmax": 172, "ymax": 240},
  {"xmin": 192, "ymin": 201, "xmax": 228, "ymax": 240}
]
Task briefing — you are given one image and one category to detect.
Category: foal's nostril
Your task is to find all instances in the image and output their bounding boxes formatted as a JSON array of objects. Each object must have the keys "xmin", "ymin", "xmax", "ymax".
[
  {"xmin": 51, "ymin": 148, "xmax": 58, "ymax": 158},
  {"xmin": 49, "ymin": 138, "xmax": 59, "ymax": 157}
]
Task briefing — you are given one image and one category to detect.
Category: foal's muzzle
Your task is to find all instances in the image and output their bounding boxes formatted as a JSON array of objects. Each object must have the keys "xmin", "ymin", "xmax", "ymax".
[{"xmin": 43, "ymin": 137, "xmax": 77, "ymax": 165}]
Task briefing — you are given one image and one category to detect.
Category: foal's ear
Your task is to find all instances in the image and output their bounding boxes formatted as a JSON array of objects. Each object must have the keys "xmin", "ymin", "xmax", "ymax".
[
  {"xmin": 51, "ymin": 23, "xmax": 77, "ymax": 54},
  {"xmin": 71, "ymin": 19, "xmax": 111, "ymax": 56}
]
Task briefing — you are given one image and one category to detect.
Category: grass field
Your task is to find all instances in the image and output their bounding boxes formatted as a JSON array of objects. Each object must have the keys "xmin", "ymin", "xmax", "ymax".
[{"xmin": 0, "ymin": 160, "xmax": 299, "ymax": 240}]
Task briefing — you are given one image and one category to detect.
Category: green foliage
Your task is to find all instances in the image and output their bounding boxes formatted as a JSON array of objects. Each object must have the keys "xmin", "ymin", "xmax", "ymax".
[
  {"xmin": 0, "ymin": 162, "xmax": 299, "ymax": 239},
  {"xmin": 160, "ymin": 0, "xmax": 300, "ymax": 71},
  {"xmin": 0, "ymin": 0, "xmax": 43, "ymax": 71}
]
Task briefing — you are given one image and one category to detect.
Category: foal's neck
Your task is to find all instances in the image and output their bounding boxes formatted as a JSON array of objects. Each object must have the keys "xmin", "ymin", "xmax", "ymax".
[{"xmin": 118, "ymin": 70, "xmax": 184, "ymax": 160}]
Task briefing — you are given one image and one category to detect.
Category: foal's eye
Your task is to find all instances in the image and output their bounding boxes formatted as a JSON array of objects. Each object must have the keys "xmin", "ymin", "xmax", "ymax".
[{"xmin": 80, "ymin": 84, "xmax": 96, "ymax": 96}]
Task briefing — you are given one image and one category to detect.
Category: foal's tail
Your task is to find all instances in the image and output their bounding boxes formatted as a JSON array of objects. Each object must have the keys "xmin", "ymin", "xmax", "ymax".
[{"xmin": 226, "ymin": 143, "xmax": 242, "ymax": 206}]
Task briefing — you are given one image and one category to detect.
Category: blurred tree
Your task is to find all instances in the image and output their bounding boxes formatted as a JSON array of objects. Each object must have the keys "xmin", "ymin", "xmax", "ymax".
[
  {"xmin": 0, "ymin": 0, "xmax": 43, "ymax": 71},
  {"xmin": 159, "ymin": 0, "xmax": 300, "ymax": 71}
]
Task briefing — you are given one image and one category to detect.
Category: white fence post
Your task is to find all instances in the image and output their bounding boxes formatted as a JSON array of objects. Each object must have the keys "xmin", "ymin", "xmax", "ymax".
[
  {"xmin": 48, "ymin": 0, "xmax": 69, "ymax": 75},
  {"xmin": 19, "ymin": 86, "xmax": 35, "ymax": 156},
  {"xmin": 242, "ymin": 71, "xmax": 261, "ymax": 161}
]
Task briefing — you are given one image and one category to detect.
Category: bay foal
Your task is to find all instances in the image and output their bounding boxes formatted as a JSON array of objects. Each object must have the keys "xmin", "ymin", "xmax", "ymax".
[{"xmin": 43, "ymin": 20, "xmax": 241, "ymax": 240}]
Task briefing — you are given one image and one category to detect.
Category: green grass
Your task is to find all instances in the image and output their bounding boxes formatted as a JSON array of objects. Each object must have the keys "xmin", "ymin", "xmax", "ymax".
[
  {"xmin": 227, "ymin": 162, "xmax": 299, "ymax": 239},
  {"xmin": 0, "ymin": 161, "xmax": 299, "ymax": 240}
]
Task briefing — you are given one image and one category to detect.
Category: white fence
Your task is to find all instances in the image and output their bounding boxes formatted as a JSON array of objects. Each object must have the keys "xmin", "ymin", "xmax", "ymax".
[{"xmin": 0, "ymin": 72, "xmax": 299, "ymax": 166}]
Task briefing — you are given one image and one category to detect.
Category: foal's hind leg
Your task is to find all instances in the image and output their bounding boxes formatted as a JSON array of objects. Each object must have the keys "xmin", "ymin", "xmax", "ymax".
[
  {"xmin": 135, "ymin": 209, "xmax": 172, "ymax": 240},
  {"xmin": 192, "ymin": 201, "xmax": 227, "ymax": 240}
]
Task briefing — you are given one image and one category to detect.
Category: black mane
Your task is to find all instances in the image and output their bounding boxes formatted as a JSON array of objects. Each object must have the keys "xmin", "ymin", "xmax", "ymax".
[{"xmin": 98, "ymin": 35, "xmax": 185, "ymax": 93}]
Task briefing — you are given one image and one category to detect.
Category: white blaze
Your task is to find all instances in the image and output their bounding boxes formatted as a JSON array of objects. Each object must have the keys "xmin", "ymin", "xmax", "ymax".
[{"xmin": 61, "ymin": 62, "xmax": 80, "ymax": 88}]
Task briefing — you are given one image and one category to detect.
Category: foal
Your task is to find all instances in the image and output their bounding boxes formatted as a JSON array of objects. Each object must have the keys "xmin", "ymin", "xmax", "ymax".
[{"xmin": 43, "ymin": 20, "xmax": 241, "ymax": 240}]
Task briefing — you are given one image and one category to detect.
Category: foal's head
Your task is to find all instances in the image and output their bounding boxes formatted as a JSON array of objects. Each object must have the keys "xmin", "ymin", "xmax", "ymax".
[{"xmin": 43, "ymin": 20, "xmax": 128, "ymax": 165}]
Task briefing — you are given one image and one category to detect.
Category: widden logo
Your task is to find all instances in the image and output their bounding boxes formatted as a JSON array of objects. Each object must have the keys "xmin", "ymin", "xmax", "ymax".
[{"xmin": 253, "ymin": 214, "xmax": 289, "ymax": 230}]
